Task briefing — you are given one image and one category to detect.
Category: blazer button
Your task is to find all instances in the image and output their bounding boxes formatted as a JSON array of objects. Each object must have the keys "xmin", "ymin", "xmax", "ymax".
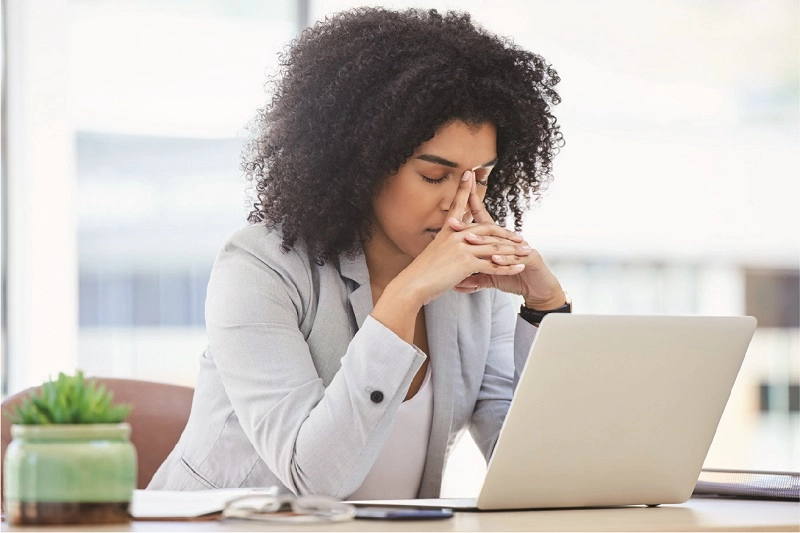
[{"xmin": 370, "ymin": 390, "xmax": 384, "ymax": 404}]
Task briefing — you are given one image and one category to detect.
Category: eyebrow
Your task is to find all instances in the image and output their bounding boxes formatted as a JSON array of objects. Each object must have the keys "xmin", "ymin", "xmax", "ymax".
[{"xmin": 415, "ymin": 154, "xmax": 498, "ymax": 168}]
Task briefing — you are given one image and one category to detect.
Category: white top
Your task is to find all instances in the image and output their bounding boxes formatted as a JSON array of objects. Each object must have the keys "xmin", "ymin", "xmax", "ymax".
[{"xmin": 348, "ymin": 365, "xmax": 434, "ymax": 500}]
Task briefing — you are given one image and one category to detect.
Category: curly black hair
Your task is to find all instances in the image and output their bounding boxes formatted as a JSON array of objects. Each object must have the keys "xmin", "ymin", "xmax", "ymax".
[{"xmin": 243, "ymin": 7, "xmax": 563, "ymax": 263}]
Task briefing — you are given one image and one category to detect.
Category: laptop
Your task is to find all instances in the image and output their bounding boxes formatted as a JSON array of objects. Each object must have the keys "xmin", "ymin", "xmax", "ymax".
[{"xmin": 351, "ymin": 314, "xmax": 757, "ymax": 510}]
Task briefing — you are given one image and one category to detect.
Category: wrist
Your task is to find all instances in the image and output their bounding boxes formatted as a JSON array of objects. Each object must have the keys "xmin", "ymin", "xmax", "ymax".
[
  {"xmin": 381, "ymin": 277, "xmax": 425, "ymax": 312},
  {"xmin": 385, "ymin": 269, "xmax": 428, "ymax": 309},
  {"xmin": 524, "ymin": 290, "xmax": 569, "ymax": 311},
  {"xmin": 520, "ymin": 291, "xmax": 572, "ymax": 327},
  {"xmin": 371, "ymin": 282, "xmax": 423, "ymax": 345}
]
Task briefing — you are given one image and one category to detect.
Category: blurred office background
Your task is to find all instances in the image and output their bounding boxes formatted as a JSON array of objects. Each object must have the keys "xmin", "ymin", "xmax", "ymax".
[{"xmin": 1, "ymin": 0, "xmax": 798, "ymax": 496}]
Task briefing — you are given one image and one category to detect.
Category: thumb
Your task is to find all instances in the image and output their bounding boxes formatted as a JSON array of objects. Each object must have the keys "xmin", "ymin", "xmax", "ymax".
[
  {"xmin": 470, "ymin": 273, "xmax": 496, "ymax": 290},
  {"xmin": 447, "ymin": 217, "xmax": 467, "ymax": 232},
  {"xmin": 453, "ymin": 273, "xmax": 495, "ymax": 293}
]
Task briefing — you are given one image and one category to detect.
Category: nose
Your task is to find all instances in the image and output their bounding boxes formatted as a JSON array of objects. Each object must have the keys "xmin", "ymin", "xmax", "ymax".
[{"xmin": 439, "ymin": 178, "xmax": 463, "ymax": 212}]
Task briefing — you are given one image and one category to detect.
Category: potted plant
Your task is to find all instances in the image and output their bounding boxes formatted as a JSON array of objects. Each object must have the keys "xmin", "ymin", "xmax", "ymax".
[{"xmin": 3, "ymin": 371, "xmax": 137, "ymax": 525}]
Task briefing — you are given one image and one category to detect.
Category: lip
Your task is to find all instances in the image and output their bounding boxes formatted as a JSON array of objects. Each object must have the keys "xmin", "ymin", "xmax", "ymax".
[{"xmin": 425, "ymin": 228, "xmax": 441, "ymax": 236}]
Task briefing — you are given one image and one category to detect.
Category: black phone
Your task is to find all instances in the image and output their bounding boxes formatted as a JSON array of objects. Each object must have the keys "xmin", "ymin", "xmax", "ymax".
[{"xmin": 354, "ymin": 507, "xmax": 454, "ymax": 520}]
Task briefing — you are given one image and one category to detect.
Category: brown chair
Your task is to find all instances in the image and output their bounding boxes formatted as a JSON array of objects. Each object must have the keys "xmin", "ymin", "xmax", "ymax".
[{"xmin": 1, "ymin": 377, "xmax": 194, "ymax": 498}]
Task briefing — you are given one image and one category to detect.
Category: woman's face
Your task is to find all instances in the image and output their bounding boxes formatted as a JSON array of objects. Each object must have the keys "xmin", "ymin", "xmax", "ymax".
[{"xmin": 370, "ymin": 120, "xmax": 497, "ymax": 260}]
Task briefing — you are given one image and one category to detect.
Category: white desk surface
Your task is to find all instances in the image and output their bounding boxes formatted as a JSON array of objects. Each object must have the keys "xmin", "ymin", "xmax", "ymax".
[{"xmin": 2, "ymin": 498, "xmax": 798, "ymax": 532}]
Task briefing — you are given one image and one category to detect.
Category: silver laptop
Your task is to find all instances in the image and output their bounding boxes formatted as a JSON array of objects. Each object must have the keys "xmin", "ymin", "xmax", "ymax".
[{"xmin": 351, "ymin": 314, "xmax": 757, "ymax": 510}]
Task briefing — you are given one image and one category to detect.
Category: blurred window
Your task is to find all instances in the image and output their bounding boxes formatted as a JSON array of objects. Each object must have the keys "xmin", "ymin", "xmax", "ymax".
[
  {"xmin": 70, "ymin": 0, "xmax": 298, "ymax": 386},
  {"xmin": 745, "ymin": 269, "xmax": 800, "ymax": 329}
]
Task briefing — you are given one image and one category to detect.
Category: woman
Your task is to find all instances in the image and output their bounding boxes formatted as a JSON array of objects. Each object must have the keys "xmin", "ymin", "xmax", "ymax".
[{"xmin": 149, "ymin": 7, "xmax": 568, "ymax": 500}]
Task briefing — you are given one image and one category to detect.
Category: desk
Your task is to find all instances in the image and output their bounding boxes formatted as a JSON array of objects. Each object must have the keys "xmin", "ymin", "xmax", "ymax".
[{"xmin": 2, "ymin": 498, "xmax": 798, "ymax": 532}]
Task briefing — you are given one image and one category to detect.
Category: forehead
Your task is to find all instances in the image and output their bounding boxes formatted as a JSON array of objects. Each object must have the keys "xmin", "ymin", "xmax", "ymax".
[{"xmin": 415, "ymin": 121, "xmax": 497, "ymax": 167}]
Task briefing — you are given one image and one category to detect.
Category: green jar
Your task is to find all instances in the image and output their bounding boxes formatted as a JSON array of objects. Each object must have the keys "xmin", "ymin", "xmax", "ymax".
[{"xmin": 4, "ymin": 423, "xmax": 137, "ymax": 525}]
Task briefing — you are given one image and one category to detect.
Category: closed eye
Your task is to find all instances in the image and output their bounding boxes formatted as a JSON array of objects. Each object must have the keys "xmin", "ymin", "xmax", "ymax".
[
  {"xmin": 420, "ymin": 174, "xmax": 448, "ymax": 185},
  {"xmin": 420, "ymin": 173, "xmax": 489, "ymax": 186}
]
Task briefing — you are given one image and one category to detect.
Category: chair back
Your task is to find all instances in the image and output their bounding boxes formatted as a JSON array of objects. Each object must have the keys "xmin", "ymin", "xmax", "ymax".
[{"xmin": 1, "ymin": 377, "xmax": 194, "ymax": 498}]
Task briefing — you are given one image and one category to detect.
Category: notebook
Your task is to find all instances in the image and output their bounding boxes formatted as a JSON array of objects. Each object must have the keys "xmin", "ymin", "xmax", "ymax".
[
  {"xmin": 693, "ymin": 468, "xmax": 800, "ymax": 501},
  {"xmin": 351, "ymin": 314, "xmax": 757, "ymax": 510}
]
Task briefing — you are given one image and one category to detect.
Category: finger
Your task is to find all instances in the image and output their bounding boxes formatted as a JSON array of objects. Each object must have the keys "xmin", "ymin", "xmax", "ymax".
[
  {"xmin": 468, "ymin": 244, "xmax": 531, "ymax": 259},
  {"xmin": 465, "ymin": 256, "xmax": 527, "ymax": 275},
  {"xmin": 463, "ymin": 224, "xmax": 524, "ymax": 243},
  {"xmin": 468, "ymin": 183, "xmax": 494, "ymax": 225},
  {"xmin": 488, "ymin": 254, "xmax": 530, "ymax": 265},
  {"xmin": 462, "ymin": 172, "xmax": 476, "ymax": 224},
  {"xmin": 465, "ymin": 234, "xmax": 532, "ymax": 255},
  {"xmin": 453, "ymin": 284, "xmax": 481, "ymax": 293},
  {"xmin": 447, "ymin": 170, "xmax": 474, "ymax": 228},
  {"xmin": 454, "ymin": 274, "xmax": 481, "ymax": 290},
  {"xmin": 453, "ymin": 276, "xmax": 484, "ymax": 293},
  {"xmin": 454, "ymin": 273, "xmax": 498, "ymax": 293},
  {"xmin": 470, "ymin": 262, "xmax": 525, "ymax": 275},
  {"xmin": 447, "ymin": 217, "xmax": 466, "ymax": 232}
]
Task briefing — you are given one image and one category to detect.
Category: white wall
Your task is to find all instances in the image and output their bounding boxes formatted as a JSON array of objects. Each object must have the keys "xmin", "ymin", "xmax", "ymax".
[{"xmin": 4, "ymin": 0, "xmax": 78, "ymax": 393}]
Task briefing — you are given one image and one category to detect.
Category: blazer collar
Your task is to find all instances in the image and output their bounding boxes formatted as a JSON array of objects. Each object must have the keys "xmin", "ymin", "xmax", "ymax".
[
  {"xmin": 338, "ymin": 249, "xmax": 372, "ymax": 329},
  {"xmin": 338, "ymin": 248, "xmax": 370, "ymax": 286}
]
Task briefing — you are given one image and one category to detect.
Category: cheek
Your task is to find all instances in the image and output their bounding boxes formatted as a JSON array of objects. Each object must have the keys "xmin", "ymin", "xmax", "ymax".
[
  {"xmin": 373, "ymin": 190, "xmax": 401, "ymax": 224},
  {"xmin": 372, "ymin": 178, "xmax": 427, "ymax": 228},
  {"xmin": 387, "ymin": 175, "xmax": 439, "ymax": 211}
]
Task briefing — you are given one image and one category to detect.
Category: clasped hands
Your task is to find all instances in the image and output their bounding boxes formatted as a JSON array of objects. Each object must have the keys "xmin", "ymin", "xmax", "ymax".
[{"xmin": 418, "ymin": 169, "xmax": 565, "ymax": 310}]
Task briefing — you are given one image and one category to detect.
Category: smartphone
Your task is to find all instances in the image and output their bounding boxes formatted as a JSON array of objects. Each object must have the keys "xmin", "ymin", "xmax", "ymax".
[{"xmin": 354, "ymin": 507, "xmax": 454, "ymax": 520}]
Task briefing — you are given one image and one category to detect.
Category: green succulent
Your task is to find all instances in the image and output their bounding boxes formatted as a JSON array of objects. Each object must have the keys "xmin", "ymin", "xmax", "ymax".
[{"xmin": 5, "ymin": 371, "xmax": 131, "ymax": 425}]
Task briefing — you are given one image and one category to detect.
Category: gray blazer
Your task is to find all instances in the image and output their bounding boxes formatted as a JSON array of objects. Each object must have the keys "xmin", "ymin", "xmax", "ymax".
[{"xmin": 148, "ymin": 224, "xmax": 537, "ymax": 499}]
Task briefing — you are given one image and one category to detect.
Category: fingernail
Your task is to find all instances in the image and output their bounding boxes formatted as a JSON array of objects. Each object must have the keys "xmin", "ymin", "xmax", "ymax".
[
  {"xmin": 462, "ymin": 170, "xmax": 471, "ymax": 181},
  {"xmin": 492, "ymin": 255, "xmax": 503, "ymax": 262},
  {"xmin": 449, "ymin": 217, "xmax": 462, "ymax": 226},
  {"xmin": 521, "ymin": 245, "xmax": 532, "ymax": 251},
  {"xmin": 513, "ymin": 264, "xmax": 525, "ymax": 270},
  {"xmin": 466, "ymin": 232, "xmax": 478, "ymax": 239}
]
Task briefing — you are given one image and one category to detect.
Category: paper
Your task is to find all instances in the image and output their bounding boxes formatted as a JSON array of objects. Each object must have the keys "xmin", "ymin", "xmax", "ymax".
[{"xmin": 130, "ymin": 487, "xmax": 278, "ymax": 520}]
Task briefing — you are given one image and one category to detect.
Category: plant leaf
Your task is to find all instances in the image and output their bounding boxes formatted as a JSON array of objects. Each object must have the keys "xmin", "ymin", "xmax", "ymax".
[{"xmin": 9, "ymin": 370, "xmax": 131, "ymax": 425}]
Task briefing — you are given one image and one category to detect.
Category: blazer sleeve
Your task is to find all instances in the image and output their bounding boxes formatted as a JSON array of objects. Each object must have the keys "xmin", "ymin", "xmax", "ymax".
[
  {"xmin": 468, "ymin": 290, "xmax": 538, "ymax": 460},
  {"xmin": 205, "ymin": 234, "xmax": 426, "ymax": 499}
]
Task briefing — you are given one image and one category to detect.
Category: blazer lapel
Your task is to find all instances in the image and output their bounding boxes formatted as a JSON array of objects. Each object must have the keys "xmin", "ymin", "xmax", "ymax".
[
  {"xmin": 338, "ymin": 252, "xmax": 373, "ymax": 329},
  {"xmin": 418, "ymin": 290, "xmax": 461, "ymax": 498}
]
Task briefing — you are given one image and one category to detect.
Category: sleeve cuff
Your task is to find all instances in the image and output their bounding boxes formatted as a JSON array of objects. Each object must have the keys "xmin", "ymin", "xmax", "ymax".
[{"xmin": 513, "ymin": 315, "xmax": 538, "ymax": 378}]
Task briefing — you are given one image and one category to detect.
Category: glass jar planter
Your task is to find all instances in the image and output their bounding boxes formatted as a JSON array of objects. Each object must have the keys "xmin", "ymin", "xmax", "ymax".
[{"xmin": 4, "ymin": 423, "xmax": 137, "ymax": 525}]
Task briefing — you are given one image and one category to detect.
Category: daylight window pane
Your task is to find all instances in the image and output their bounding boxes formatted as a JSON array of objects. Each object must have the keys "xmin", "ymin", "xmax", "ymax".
[{"xmin": 71, "ymin": 0, "xmax": 297, "ymax": 386}]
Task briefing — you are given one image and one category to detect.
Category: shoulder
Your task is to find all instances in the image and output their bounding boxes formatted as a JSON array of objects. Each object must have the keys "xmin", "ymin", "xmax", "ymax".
[
  {"xmin": 208, "ymin": 224, "xmax": 333, "ymax": 314},
  {"xmin": 215, "ymin": 224, "xmax": 317, "ymax": 279}
]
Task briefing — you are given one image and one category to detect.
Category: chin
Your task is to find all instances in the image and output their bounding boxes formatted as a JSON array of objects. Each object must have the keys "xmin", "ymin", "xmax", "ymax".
[
  {"xmin": 412, "ymin": 235, "xmax": 436, "ymax": 257},
  {"xmin": 398, "ymin": 242, "xmax": 426, "ymax": 260},
  {"xmin": 386, "ymin": 232, "xmax": 430, "ymax": 260}
]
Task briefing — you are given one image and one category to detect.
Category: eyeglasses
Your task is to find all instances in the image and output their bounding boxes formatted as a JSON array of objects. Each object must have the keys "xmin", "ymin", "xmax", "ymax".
[{"xmin": 222, "ymin": 494, "xmax": 356, "ymax": 523}]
